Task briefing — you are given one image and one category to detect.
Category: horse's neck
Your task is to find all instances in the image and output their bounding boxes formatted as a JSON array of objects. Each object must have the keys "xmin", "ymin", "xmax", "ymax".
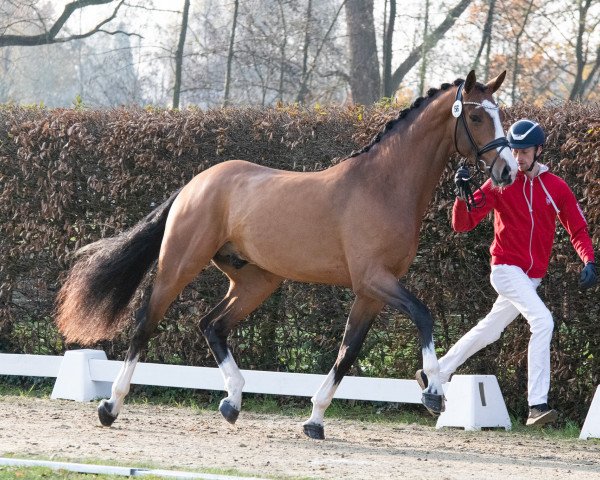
[{"xmin": 356, "ymin": 111, "xmax": 453, "ymax": 220}]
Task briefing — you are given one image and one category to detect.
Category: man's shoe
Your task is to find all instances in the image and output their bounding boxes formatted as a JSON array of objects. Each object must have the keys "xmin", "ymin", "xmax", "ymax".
[
  {"xmin": 415, "ymin": 369, "xmax": 428, "ymax": 390},
  {"xmin": 526, "ymin": 403, "xmax": 558, "ymax": 426}
]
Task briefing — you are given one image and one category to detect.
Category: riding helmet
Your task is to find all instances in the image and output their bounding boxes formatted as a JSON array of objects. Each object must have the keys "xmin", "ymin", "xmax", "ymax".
[{"xmin": 507, "ymin": 119, "xmax": 545, "ymax": 148}]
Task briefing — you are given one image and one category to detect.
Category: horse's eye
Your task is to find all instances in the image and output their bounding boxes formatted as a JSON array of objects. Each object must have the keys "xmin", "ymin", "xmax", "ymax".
[{"xmin": 469, "ymin": 114, "xmax": 482, "ymax": 123}]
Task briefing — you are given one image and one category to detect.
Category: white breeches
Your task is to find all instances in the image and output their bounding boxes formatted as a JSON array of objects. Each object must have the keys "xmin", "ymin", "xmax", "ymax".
[{"xmin": 438, "ymin": 264, "xmax": 554, "ymax": 406}]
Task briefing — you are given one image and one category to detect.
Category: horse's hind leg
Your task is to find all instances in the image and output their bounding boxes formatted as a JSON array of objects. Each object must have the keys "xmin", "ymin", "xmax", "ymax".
[
  {"xmin": 303, "ymin": 295, "xmax": 383, "ymax": 440},
  {"xmin": 97, "ymin": 243, "xmax": 213, "ymax": 426},
  {"xmin": 97, "ymin": 301, "xmax": 151, "ymax": 426},
  {"xmin": 97, "ymin": 273, "xmax": 197, "ymax": 426},
  {"xmin": 200, "ymin": 262, "xmax": 283, "ymax": 424}
]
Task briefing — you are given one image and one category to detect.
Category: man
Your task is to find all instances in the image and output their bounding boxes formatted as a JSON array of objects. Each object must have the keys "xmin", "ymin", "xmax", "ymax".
[{"xmin": 417, "ymin": 119, "xmax": 596, "ymax": 426}]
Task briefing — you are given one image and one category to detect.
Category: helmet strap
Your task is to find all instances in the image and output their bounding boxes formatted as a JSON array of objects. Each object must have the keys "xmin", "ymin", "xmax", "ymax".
[{"xmin": 527, "ymin": 145, "xmax": 542, "ymax": 172}]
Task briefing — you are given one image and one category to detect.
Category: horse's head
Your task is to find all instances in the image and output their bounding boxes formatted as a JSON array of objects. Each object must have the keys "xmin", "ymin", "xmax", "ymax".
[{"xmin": 452, "ymin": 70, "xmax": 517, "ymax": 187}]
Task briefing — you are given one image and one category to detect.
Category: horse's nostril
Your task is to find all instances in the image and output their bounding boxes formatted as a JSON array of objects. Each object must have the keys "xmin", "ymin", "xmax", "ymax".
[{"xmin": 502, "ymin": 166, "xmax": 510, "ymax": 181}]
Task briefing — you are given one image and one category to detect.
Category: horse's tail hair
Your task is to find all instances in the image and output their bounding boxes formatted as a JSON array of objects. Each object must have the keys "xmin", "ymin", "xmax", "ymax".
[{"xmin": 55, "ymin": 188, "xmax": 182, "ymax": 345}]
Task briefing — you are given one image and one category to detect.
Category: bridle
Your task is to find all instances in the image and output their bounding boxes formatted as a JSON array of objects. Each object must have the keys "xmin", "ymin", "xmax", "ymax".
[{"xmin": 452, "ymin": 82, "xmax": 510, "ymax": 210}]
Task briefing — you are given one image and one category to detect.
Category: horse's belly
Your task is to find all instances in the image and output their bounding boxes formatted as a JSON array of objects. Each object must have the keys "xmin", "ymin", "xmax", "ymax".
[{"xmin": 233, "ymin": 237, "xmax": 352, "ymax": 287}]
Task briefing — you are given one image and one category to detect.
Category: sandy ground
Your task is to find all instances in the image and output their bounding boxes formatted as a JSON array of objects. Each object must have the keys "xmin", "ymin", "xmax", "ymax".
[{"xmin": 1, "ymin": 395, "xmax": 599, "ymax": 480}]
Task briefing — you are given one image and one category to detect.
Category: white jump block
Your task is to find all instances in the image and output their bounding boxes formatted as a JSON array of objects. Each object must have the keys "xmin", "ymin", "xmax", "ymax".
[
  {"xmin": 580, "ymin": 385, "xmax": 600, "ymax": 440},
  {"xmin": 436, "ymin": 374, "xmax": 511, "ymax": 431},
  {"xmin": 51, "ymin": 349, "xmax": 112, "ymax": 402}
]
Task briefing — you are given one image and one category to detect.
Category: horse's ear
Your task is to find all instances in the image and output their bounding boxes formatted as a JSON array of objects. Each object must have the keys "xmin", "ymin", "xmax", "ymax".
[
  {"xmin": 487, "ymin": 71, "xmax": 506, "ymax": 94},
  {"xmin": 464, "ymin": 70, "xmax": 476, "ymax": 94}
]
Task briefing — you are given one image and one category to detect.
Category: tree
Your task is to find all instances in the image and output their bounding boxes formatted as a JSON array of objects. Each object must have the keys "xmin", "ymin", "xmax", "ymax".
[
  {"xmin": 296, "ymin": 0, "xmax": 313, "ymax": 103},
  {"xmin": 508, "ymin": 0, "xmax": 535, "ymax": 104},
  {"xmin": 418, "ymin": 0, "xmax": 431, "ymax": 96},
  {"xmin": 388, "ymin": 0, "xmax": 473, "ymax": 95},
  {"xmin": 173, "ymin": 0, "xmax": 191, "ymax": 109},
  {"xmin": 345, "ymin": 0, "xmax": 380, "ymax": 104},
  {"xmin": 297, "ymin": 0, "xmax": 347, "ymax": 103},
  {"xmin": 472, "ymin": 0, "xmax": 496, "ymax": 81},
  {"xmin": 223, "ymin": 0, "xmax": 240, "ymax": 106},
  {"xmin": 569, "ymin": 0, "xmax": 600, "ymax": 100},
  {"xmin": 0, "ymin": 0, "xmax": 130, "ymax": 47},
  {"xmin": 381, "ymin": 0, "xmax": 396, "ymax": 98}
]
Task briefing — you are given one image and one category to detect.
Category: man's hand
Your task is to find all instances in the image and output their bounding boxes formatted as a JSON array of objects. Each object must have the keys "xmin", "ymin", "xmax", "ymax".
[
  {"xmin": 579, "ymin": 262, "xmax": 597, "ymax": 290},
  {"xmin": 454, "ymin": 165, "xmax": 472, "ymax": 201}
]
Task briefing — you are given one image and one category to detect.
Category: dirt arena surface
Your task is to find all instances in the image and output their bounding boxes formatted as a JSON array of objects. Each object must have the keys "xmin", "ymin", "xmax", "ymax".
[{"xmin": 1, "ymin": 395, "xmax": 599, "ymax": 480}]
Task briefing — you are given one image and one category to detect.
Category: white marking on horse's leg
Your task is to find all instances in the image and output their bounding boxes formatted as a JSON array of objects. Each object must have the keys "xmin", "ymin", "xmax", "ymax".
[
  {"xmin": 106, "ymin": 354, "xmax": 139, "ymax": 416},
  {"xmin": 422, "ymin": 342, "xmax": 443, "ymax": 395},
  {"xmin": 304, "ymin": 369, "xmax": 337, "ymax": 427},
  {"xmin": 218, "ymin": 352, "xmax": 245, "ymax": 410},
  {"xmin": 482, "ymin": 99, "xmax": 517, "ymax": 178}
]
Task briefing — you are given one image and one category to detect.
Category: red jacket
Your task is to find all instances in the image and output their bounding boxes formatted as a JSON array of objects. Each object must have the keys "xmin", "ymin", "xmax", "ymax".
[{"xmin": 452, "ymin": 166, "xmax": 595, "ymax": 278}]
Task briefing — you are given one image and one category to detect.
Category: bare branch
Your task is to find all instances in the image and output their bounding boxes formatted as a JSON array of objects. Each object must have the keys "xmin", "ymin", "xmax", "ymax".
[
  {"xmin": 0, "ymin": 0, "xmax": 127, "ymax": 47},
  {"xmin": 389, "ymin": 0, "xmax": 473, "ymax": 93}
]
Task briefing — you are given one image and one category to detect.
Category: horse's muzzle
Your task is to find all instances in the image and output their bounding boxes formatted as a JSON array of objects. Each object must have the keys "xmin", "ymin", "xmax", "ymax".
[{"xmin": 498, "ymin": 165, "xmax": 513, "ymax": 186}]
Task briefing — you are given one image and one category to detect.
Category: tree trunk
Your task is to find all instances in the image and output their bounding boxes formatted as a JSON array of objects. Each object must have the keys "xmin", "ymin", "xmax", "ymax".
[
  {"xmin": 389, "ymin": 0, "xmax": 472, "ymax": 94},
  {"xmin": 580, "ymin": 46, "xmax": 600, "ymax": 100},
  {"xmin": 223, "ymin": 0, "xmax": 240, "ymax": 106},
  {"xmin": 382, "ymin": 0, "xmax": 396, "ymax": 98},
  {"xmin": 277, "ymin": 0, "xmax": 288, "ymax": 102},
  {"xmin": 510, "ymin": 0, "xmax": 534, "ymax": 104},
  {"xmin": 172, "ymin": 0, "xmax": 190, "ymax": 109},
  {"xmin": 418, "ymin": 0, "xmax": 430, "ymax": 96},
  {"xmin": 472, "ymin": 0, "xmax": 495, "ymax": 80},
  {"xmin": 345, "ymin": 0, "xmax": 381, "ymax": 104},
  {"xmin": 297, "ymin": 0, "xmax": 313, "ymax": 104},
  {"xmin": 569, "ymin": 0, "xmax": 591, "ymax": 100}
]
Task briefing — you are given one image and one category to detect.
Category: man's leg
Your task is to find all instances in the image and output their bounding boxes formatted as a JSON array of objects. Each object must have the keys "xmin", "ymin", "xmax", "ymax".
[
  {"xmin": 488, "ymin": 265, "xmax": 552, "ymax": 407},
  {"xmin": 437, "ymin": 293, "xmax": 520, "ymax": 382},
  {"xmin": 416, "ymin": 265, "xmax": 521, "ymax": 388},
  {"xmin": 488, "ymin": 266, "xmax": 556, "ymax": 426}
]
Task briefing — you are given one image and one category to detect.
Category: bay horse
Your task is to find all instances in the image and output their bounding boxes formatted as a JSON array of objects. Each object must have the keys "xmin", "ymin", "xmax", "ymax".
[{"xmin": 55, "ymin": 70, "xmax": 516, "ymax": 440}]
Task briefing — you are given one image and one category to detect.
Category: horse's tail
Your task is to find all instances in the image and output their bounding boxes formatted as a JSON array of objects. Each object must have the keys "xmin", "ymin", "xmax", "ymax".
[{"xmin": 55, "ymin": 188, "xmax": 182, "ymax": 345}]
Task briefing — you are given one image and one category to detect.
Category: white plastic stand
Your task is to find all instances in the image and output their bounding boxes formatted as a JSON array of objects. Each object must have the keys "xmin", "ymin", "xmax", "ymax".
[
  {"xmin": 51, "ymin": 349, "xmax": 112, "ymax": 401},
  {"xmin": 436, "ymin": 374, "xmax": 511, "ymax": 431},
  {"xmin": 580, "ymin": 385, "xmax": 600, "ymax": 440}
]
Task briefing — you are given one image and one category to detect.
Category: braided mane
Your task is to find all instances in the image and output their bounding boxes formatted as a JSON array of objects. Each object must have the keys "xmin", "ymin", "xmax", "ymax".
[{"xmin": 348, "ymin": 78, "xmax": 488, "ymax": 158}]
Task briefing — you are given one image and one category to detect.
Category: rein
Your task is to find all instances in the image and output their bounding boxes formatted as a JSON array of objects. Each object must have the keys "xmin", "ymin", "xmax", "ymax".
[{"xmin": 452, "ymin": 82, "xmax": 509, "ymax": 211}]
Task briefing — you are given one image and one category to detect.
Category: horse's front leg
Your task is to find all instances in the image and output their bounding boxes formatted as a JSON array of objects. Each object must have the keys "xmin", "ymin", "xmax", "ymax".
[
  {"xmin": 364, "ymin": 272, "xmax": 445, "ymax": 415},
  {"xmin": 303, "ymin": 296, "xmax": 383, "ymax": 439}
]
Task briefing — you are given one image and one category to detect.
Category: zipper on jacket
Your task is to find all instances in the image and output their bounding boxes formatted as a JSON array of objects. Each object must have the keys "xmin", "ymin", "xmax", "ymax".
[{"xmin": 522, "ymin": 178, "xmax": 535, "ymax": 275}]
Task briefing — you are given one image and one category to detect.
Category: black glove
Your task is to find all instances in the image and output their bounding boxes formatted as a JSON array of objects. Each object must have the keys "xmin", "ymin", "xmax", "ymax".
[
  {"xmin": 454, "ymin": 165, "xmax": 472, "ymax": 202},
  {"xmin": 579, "ymin": 262, "xmax": 597, "ymax": 290}
]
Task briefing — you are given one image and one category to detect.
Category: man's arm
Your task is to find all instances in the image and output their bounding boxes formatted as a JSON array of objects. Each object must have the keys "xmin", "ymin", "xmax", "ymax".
[
  {"xmin": 557, "ymin": 184, "xmax": 595, "ymax": 265},
  {"xmin": 452, "ymin": 179, "xmax": 495, "ymax": 232},
  {"xmin": 556, "ymin": 181, "xmax": 596, "ymax": 289}
]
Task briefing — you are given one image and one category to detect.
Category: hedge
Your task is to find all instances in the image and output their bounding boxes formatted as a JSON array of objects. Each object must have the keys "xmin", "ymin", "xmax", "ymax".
[{"xmin": 0, "ymin": 101, "xmax": 598, "ymax": 423}]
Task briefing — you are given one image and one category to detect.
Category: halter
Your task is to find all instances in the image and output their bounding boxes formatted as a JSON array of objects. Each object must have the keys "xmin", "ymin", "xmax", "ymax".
[{"xmin": 452, "ymin": 82, "xmax": 509, "ymax": 210}]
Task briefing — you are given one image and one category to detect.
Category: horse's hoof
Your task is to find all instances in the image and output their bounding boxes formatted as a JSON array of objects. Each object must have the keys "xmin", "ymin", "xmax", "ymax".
[
  {"xmin": 97, "ymin": 399, "xmax": 118, "ymax": 427},
  {"xmin": 422, "ymin": 392, "xmax": 445, "ymax": 416},
  {"xmin": 219, "ymin": 399, "xmax": 240, "ymax": 425},
  {"xmin": 303, "ymin": 423, "xmax": 325, "ymax": 440}
]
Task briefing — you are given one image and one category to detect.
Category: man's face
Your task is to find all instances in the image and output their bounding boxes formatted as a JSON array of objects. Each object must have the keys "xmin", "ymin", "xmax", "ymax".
[{"xmin": 512, "ymin": 146, "xmax": 541, "ymax": 172}]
